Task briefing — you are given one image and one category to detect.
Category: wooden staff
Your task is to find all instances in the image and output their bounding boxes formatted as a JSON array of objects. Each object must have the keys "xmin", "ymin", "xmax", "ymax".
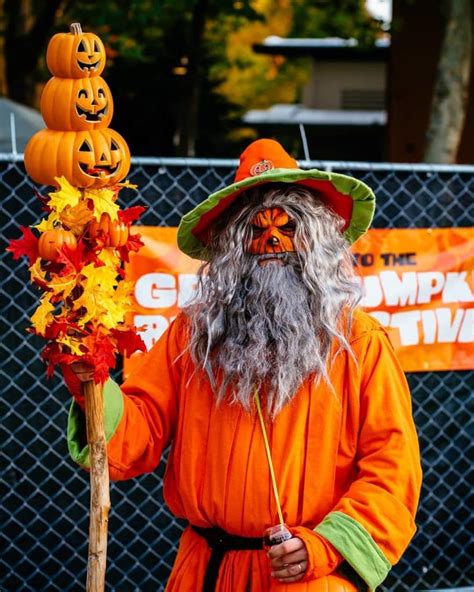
[{"xmin": 83, "ymin": 379, "xmax": 110, "ymax": 592}]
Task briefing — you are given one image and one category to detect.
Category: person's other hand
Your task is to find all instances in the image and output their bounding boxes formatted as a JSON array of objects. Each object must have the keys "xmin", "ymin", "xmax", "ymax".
[{"xmin": 267, "ymin": 536, "xmax": 308, "ymax": 583}]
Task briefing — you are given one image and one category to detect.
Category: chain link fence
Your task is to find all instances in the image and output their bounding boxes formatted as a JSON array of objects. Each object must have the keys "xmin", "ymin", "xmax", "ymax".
[{"xmin": 1, "ymin": 155, "xmax": 473, "ymax": 591}]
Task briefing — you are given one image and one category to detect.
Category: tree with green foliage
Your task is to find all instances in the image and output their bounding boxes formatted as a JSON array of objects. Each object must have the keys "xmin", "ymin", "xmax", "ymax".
[{"xmin": 1, "ymin": 0, "xmax": 385, "ymax": 156}]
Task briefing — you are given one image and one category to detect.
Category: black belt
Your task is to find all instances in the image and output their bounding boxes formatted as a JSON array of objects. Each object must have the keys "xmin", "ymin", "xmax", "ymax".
[{"xmin": 192, "ymin": 525, "xmax": 263, "ymax": 591}]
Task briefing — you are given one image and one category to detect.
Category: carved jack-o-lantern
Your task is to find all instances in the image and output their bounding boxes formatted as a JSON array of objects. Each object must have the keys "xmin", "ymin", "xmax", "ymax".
[
  {"xmin": 24, "ymin": 128, "xmax": 130, "ymax": 189},
  {"xmin": 46, "ymin": 23, "xmax": 106, "ymax": 78},
  {"xmin": 248, "ymin": 207, "xmax": 296, "ymax": 255},
  {"xmin": 41, "ymin": 77, "xmax": 113, "ymax": 131}
]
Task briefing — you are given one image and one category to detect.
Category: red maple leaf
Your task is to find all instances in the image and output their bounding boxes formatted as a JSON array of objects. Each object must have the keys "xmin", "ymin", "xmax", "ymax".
[
  {"xmin": 118, "ymin": 205, "xmax": 146, "ymax": 225},
  {"xmin": 55, "ymin": 242, "xmax": 86, "ymax": 276},
  {"xmin": 111, "ymin": 328, "xmax": 146, "ymax": 357},
  {"xmin": 117, "ymin": 231, "xmax": 144, "ymax": 263},
  {"xmin": 6, "ymin": 226, "xmax": 39, "ymax": 265},
  {"xmin": 42, "ymin": 342, "xmax": 79, "ymax": 378},
  {"xmin": 80, "ymin": 332, "xmax": 117, "ymax": 384},
  {"xmin": 35, "ymin": 190, "xmax": 51, "ymax": 213},
  {"xmin": 43, "ymin": 319, "xmax": 85, "ymax": 340},
  {"xmin": 31, "ymin": 274, "xmax": 51, "ymax": 292}
]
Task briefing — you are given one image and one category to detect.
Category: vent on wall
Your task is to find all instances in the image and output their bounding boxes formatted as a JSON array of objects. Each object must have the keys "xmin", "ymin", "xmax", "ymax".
[{"xmin": 342, "ymin": 89, "xmax": 385, "ymax": 110}]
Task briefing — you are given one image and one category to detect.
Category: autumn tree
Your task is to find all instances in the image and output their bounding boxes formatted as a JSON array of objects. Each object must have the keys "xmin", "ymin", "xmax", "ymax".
[{"xmin": 424, "ymin": 0, "xmax": 472, "ymax": 163}]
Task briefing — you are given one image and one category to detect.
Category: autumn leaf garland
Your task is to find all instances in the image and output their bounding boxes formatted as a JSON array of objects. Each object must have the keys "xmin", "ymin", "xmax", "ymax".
[{"xmin": 7, "ymin": 176, "xmax": 146, "ymax": 383}]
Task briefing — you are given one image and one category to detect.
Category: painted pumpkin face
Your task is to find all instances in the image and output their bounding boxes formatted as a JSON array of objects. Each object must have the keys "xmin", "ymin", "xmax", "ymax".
[
  {"xmin": 41, "ymin": 77, "xmax": 113, "ymax": 131},
  {"xmin": 46, "ymin": 24, "xmax": 106, "ymax": 78},
  {"xmin": 248, "ymin": 207, "xmax": 296, "ymax": 255},
  {"xmin": 24, "ymin": 129, "xmax": 130, "ymax": 188}
]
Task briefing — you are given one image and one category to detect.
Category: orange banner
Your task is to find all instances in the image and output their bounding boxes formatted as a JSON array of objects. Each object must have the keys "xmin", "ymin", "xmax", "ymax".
[{"xmin": 125, "ymin": 227, "xmax": 473, "ymax": 375}]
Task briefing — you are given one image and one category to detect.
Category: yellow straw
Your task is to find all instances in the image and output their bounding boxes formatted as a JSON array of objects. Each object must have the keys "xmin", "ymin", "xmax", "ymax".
[{"xmin": 254, "ymin": 391, "xmax": 285, "ymax": 526}]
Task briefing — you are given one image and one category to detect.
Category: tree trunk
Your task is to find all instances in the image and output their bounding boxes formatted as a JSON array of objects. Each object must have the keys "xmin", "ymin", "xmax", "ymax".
[
  {"xmin": 176, "ymin": 0, "xmax": 208, "ymax": 156},
  {"xmin": 424, "ymin": 0, "xmax": 472, "ymax": 163},
  {"xmin": 83, "ymin": 380, "xmax": 110, "ymax": 592}
]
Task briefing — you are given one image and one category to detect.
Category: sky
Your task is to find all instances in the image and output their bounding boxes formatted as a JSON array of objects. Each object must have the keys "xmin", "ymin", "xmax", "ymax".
[{"xmin": 366, "ymin": 0, "xmax": 392, "ymax": 25}]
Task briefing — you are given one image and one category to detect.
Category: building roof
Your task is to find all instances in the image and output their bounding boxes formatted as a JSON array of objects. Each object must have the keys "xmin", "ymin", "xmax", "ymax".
[
  {"xmin": 0, "ymin": 97, "xmax": 44, "ymax": 153},
  {"xmin": 253, "ymin": 36, "xmax": 390, "ymax": 61},
  {"xmin": 243, "ymin": 104, "xmax": 387, "ymax": 126}
]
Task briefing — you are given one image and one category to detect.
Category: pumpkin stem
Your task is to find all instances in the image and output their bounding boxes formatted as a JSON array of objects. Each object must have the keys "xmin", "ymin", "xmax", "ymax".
[{"xmin": 70, "ymin": 22, "xmax": 83, "ymax": 35}]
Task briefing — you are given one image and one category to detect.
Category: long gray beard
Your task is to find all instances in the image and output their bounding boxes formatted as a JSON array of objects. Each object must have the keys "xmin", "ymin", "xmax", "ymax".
[
  {"xmin": 208, "ymin": 257, "xmax": 328, "ymax": 416},
  {"xmin": 184, "ymin": 184, "xmax": 361, "ymax": 417}
]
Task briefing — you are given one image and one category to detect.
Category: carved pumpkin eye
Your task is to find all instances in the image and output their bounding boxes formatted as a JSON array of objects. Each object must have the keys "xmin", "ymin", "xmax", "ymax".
[
  {"xmin": 251, "ymin": 224, "xmax": 265, "ymax": 238},
  {"xmin": 110, "ymin": 139, "xmax": 119, "ymax": 150},
  {"xmin": 77, "ymin": 40, "xmax": 87, "ymax": 52},
  {"xmin": 279, "ymin": 221, "xmax": 296, "ymax": 235},
  {"xmin": 98, "ymin": 88, "xmax": 105, "ymax": 98},
  {"xmin": 79, "ymin": 140, "xmax": 92, "ymax": 152},
  {"xmin": 94, "ymin": 40, "xmax": 100, "ymax": 52},
  {"xmin": 78, "ymin": 89, "xmax": 88, "ymax": 99}
]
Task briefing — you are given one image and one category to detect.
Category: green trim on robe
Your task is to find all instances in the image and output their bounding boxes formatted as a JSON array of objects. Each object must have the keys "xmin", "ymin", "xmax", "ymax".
[
  {"xmin": 315, "ymin": 511, "xmax": 392, "ymax": 590},
  {"xmin": 67, "ymin": 378, "xmax": 124, "ymax": 468}
]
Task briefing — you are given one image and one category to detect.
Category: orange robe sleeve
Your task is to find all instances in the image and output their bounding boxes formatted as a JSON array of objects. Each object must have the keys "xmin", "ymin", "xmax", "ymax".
[
  {"xmin": 67, "ymin": 316, "xmax": 184, "ymax": 481},
  {"xmin": 311, "ymin": 327, "xmax": 422, "ymax": 589}
]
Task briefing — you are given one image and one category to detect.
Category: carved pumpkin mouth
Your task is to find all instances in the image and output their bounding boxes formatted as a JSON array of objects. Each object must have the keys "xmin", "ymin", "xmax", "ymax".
[
  {"xmin": 79, "ymin": 161, "xmax": 120, "ymax": 177},
  {"xmin": 257, "ymin": 252, "xmax": 289, "ymax": 266},
  {"xmin": 76, "ymin": 104, "xmax": 108, "ymax": 122},
  {"xmin": 77, "ymin": 59, "xmax": 101, "ymax": 72}
]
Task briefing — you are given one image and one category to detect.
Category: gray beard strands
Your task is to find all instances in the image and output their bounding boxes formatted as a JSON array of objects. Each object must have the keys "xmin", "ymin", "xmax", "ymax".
[{"xmin": 184, "ymin": 185, "xmax": 362, "ymax": 417}]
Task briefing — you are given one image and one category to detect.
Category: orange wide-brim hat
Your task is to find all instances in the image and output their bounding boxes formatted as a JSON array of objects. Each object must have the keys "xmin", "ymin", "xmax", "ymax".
[{"xmin": 178, "ymin": 138, "xmax": 375, "ymax": 260}]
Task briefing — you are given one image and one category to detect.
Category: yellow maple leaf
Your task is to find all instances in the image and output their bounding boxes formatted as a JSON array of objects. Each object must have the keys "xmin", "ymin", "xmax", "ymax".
[
  {"xmin": 35, "ymin": 211, "xmax": 61, "ymax": 233},
  {"xmin": 73, "ymin": 294, "xmax": 96, "ymax": 326},
  {"xmin": 49, "ymin": 274, "xmax": 77, "ymax": 299},
  {"xmin": 116, "ymin": 180, "xmax": 138, "ymax": 190},
  {"xmin": 80, "ymin": 262, "xmax": 118, "ymax": 291},
  {"xmin": 84, "ymin": 187, "xmax": 119, "ymax": 221},
  {"xmin": 74, "ymin": 264, "xmax": 117, "ymax": 326},
  {"xmin": 48, "ymin": 177, "xmax": 81, "ymax": 214},
  {"xmin": 98, "ymin": 281, "xmax": 134, "ymax": 328},
  {"xmin": 57, "ymin": 334, "xmax": 84, "ymax": 356},
  {"xmin": 31, "ymin": 293, "xmax": 55, "ymax": 335},
  {"xmin": 97, "ymin": 248, "xmax": 120, "ymax": 268},
  {"xmin": 29, "ymin": 258, "xmax": 47, "ymax": 284}
]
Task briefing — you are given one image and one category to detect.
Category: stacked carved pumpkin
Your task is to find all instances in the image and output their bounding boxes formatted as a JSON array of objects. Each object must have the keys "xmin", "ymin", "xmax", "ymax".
[
  {"xmin": 8, "ymin": 23, "xmax": 145, "ymax": 383},
  {"xmin": 25, "ymin": 22, "xmax": 130, "ymax": 190}
]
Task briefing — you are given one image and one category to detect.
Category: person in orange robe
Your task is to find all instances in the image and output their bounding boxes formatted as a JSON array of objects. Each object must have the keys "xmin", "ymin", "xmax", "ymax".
[{"xmin": 65, "ymin": 139, "xmax": 422, "ymax": 591}]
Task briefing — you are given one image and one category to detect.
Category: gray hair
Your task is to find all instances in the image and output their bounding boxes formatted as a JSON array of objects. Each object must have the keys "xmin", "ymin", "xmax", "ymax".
[{"xmin": 184, "ymin": 183, "xmax": 361, "ymax": 417}]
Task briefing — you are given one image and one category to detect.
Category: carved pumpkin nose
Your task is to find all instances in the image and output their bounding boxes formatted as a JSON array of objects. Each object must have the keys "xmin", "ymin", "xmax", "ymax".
[
  {"xmin": 248, "ymin": 207, "xmax": 297, "ymax": 255},
  {"xmin": 99, "ymin": 152, "xmax": 107, "ymax": 162}
]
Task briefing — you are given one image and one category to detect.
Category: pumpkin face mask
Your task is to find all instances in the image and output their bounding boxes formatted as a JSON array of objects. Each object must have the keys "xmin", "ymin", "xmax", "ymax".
[{"xmin": 248, "ymin": 207, "xmax": 296, "ymax": 258}]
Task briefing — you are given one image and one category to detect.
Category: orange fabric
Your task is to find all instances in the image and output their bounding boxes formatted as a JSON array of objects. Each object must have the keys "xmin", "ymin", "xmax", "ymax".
[
  {"xmin": 106, "ymin": 309, "xmax": 421, "ymax": 590},
  {"xmin": 192, "ymin": 139, "xmax": 354, "ymax": 246},
  {"xmin": 234, "ymin": 139, "xmax": 298, "ymax": 182}
]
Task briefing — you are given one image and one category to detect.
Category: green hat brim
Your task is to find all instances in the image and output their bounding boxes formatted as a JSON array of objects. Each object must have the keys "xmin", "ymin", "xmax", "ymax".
[{"xmin": 178, "ymin": 167, "xmax": 375, "ymax": 260}]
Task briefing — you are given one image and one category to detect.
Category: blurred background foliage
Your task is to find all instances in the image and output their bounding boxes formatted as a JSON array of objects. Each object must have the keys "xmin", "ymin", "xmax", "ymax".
[{"xmin": 1, "ymin": 0, "xmax": 384, "ymax": 156}]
